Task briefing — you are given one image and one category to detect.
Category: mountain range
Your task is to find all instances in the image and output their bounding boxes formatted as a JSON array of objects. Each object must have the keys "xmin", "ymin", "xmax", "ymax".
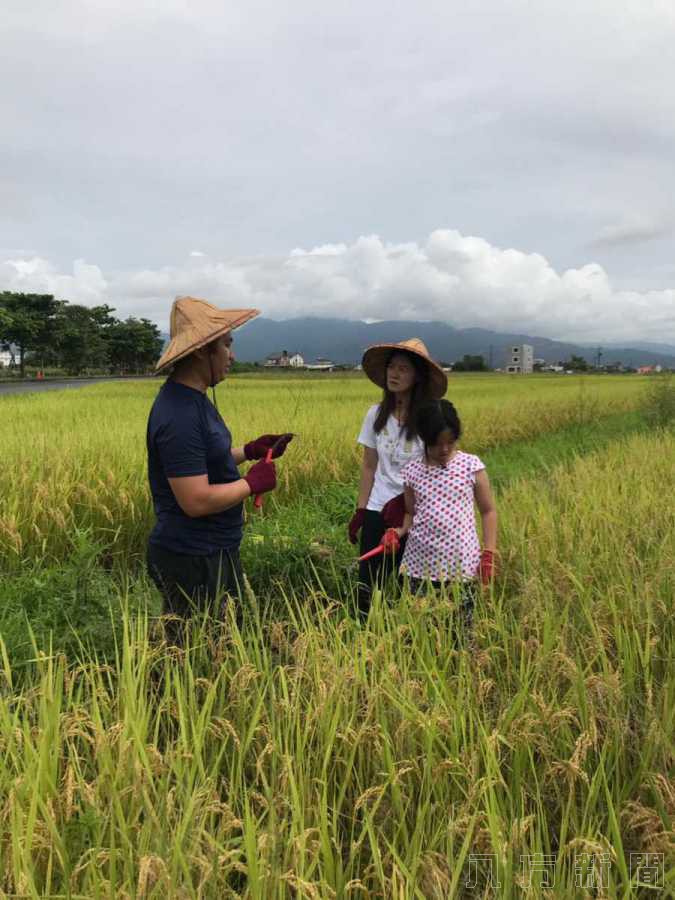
[{"xmin": 221, "ymin": 318, "xmax": 675, "ymax": 368}]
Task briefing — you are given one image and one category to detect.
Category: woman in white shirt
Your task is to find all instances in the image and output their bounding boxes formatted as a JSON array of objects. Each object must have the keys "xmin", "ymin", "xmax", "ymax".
[{"xmin": 349, "ymin": 338, "xmax": 448, "ymax": 619}]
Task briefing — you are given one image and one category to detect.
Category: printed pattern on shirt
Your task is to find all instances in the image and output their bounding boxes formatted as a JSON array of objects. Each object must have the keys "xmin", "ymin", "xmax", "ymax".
[{"xmin": 401, "ymin": 451, "xmax": 484, "ymax": 581}]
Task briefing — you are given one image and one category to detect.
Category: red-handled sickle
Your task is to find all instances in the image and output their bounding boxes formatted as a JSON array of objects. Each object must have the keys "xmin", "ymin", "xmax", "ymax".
[
  {"xmin": 253, "ymin": 433, "xmax": 296, "ymax": 511},
  {"xmin": 253, "ymin": 447, "xmax": 274, "ymax": 509},
  {"xmin": 357, "ymin": 529, "xmax": 400, "ymax": 561},
  {"xmin": 358, "ymin": 543, "xmax": 384, "ymax": 562}
]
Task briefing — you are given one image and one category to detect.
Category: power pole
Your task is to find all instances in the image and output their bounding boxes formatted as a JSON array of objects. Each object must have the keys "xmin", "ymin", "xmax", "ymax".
[{"xmin": 595, "ymin": 346, "xmax": 603, "ymax": 369}]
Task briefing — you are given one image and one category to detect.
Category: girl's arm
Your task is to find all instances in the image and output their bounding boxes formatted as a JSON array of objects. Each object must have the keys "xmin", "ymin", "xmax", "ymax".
[
  {"xmin": 356, "ymin": 447, "xmax": 378, "ymax": 508},
  {"xmin": 396, "ymin": 485, "xmax": 415, "ymax": 537},
  {"xmin": 474, "ymin": 469, "xmax": 497, "ymax": 551}
]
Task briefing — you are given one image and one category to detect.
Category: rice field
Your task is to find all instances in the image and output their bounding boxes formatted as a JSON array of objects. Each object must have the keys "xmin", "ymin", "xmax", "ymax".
[{"xmin": 0, "ymin": 373, "xmax": 672, "ymax": 897}]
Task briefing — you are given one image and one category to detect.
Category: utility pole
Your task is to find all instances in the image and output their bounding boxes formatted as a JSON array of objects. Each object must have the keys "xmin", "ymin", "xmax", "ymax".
[{"xmin": 595, "ymin": 346, "xmax": 603, "ymax": 369}]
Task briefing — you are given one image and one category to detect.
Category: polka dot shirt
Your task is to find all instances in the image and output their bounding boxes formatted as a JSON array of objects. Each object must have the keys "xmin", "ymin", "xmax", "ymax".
[{"xmin": 400, "ymin": 451, "xmax": 485, "ymax": 581}]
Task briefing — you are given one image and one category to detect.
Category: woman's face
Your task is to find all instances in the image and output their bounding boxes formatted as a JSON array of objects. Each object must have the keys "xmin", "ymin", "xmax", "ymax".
[
  {"xmin": 386, "ymin": 353, "xmax": 417, "ymax": 394},
  {"xmin": 207, "ymin": 333, "xmax": 235, "ymax": 384},
  {"xmin": 426, "ymin": 429, "xmax": 457, "ymax": 466}
]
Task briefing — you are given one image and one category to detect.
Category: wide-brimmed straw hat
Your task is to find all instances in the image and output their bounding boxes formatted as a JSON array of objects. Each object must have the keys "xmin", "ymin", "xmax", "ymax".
[
  {"xmin": 362, "ymin": 338, "xmax": 447, "ymax": 399},
  {"xmin": 155, "ymin": 296, "xmax": 260, "ymax": 373}
]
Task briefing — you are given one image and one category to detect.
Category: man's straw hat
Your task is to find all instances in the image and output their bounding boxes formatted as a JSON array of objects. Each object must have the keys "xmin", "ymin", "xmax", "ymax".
[
  {"xmin": 155, "ymin": 296, "xmax": 260, "ymax": 373},
  {"xmin": 362, "ymin": 338, "xmax": 447, "ymax": 399}
]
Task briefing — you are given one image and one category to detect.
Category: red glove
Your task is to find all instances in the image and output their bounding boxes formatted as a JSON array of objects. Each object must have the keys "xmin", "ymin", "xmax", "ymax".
[
  {"xmin": 479, "ymin": 549, "xmax": 497, "ymax": 586},
  {"xmin": 348, "ymin": 508, "xmax": 366, "ymax": 545},
  {"xmin": 244, "ymin": 459, "xmax": 277, "ymax": 495},
  {"xmin": 381, "ymin": 493, "xmax": 406, "ymax": 528},
  {"xmin": 382, "ymin": 528, "xmax": 400, "ymax": 554},
  {"xmin": 244, "ymin": 433, "xmax": 293, "ymax": 461}
]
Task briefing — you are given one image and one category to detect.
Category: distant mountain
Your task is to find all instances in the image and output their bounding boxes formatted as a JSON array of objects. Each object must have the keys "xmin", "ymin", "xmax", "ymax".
[
  {"xmin": 599, "ymin": 340, "xmax": 675, "ymax": 357},
  {"xmin": 226, "ymin": 318, "xmax": 675, "ymax": 369}
]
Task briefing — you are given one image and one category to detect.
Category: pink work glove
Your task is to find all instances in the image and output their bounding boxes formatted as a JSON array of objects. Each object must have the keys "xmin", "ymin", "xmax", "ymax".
[
  {"xmin": 244, "ymin": 459, "xmax": 277, "ymax": 495},
  {"xmin": 244, "ymin": 433, "xmax": 293, "ymax": 461},
  {"xmin": 348, "ymin": 508, "xmax": 366, "ymax": 545},
  {"xmin": 479, "ymin": 549, "xmax": 497, "ymax": 586},
  {"xmin": 382, "ymin": 528, "xmax": 400, "ymax": 554},
  {"xmin": 381, "ymin": 493, "xmax": 406, "ymax": 528}
]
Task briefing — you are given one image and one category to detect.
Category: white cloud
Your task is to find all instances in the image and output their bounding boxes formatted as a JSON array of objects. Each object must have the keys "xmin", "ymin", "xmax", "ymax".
[
  {"xmin": 0, "ymin": 257, "xmax": 107, "ymax": 306},
  {"xmin": 2, "ymin": 229, "xmax": 674, "ymax": 343}
]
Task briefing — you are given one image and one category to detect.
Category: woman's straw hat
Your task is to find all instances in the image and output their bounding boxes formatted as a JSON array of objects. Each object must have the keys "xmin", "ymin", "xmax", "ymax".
[
  {"xmin": 155, "ymin": 296, "xmax": 260, "ymax": 373},
  {"xmin": 362, "ymin": 338, "xmax": 447, "ymax": 399}
]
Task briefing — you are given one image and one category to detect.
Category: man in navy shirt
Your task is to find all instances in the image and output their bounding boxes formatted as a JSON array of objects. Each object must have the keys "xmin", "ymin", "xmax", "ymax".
[{"xmin": 146, "ymin": 297, "xmax": 293, "ymax": 643}]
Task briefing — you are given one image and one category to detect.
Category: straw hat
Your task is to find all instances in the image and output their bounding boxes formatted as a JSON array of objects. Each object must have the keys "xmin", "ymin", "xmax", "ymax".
[
  {"xmin": 155, "ymin": 296, "xmax": 260, "ymax": 373},
  {"xmin": 361, "ymin": 338, "xmax": 447, "ymax": 399}
]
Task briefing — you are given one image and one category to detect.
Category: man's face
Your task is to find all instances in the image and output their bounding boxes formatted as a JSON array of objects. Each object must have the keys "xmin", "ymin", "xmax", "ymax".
[{"xmin": 208, "ymin": 333, "xmax": 234, "ymax": 384}]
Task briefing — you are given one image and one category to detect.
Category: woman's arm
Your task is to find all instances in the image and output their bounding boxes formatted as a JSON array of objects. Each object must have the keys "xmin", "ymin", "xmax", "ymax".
[
  {"xmin": 356, "ymin": 446, "xmax": 378, "ymax": 508},
  {"xmin": 168, "ymin": 474, "xmax": 251, "ymax": 517},
  {"xmin": 396, "ymin": 484, "xmax": 415, "ymax": 537},
  {"xmin": 474, "ymin": 469, "xmax": 497, "ymax": 551}
]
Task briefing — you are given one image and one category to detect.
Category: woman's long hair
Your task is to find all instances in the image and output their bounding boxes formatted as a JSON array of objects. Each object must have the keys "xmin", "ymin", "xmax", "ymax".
[{"xmin": 373, "ymin": 350, "xmax": 434, "ymax": 440}]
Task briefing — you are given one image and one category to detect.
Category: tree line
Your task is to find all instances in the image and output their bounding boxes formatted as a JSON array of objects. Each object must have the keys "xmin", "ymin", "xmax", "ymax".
[{"xmin": 0, "ymin": 292, "xmax": 164, "ymax": 376}]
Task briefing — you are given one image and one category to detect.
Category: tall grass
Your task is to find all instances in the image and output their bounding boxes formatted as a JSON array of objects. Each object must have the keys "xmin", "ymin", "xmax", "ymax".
[
  {"xmin": 1, "ymin": 430, "xmax": 672, "ymax": 897},
  {"xmin": 0, "ymin": 374, "xmax": 645, "ymax": 569}
]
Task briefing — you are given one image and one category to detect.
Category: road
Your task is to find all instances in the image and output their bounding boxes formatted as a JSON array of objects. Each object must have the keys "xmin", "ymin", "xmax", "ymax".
[{"xmin": 0, "ymin": 377, "xmax": 149, "ymax": 396}]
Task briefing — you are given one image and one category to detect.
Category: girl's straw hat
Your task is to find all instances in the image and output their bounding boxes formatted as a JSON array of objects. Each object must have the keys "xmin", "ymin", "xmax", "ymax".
[
  {"xmin": 362, "ymin": 338, "xmax": 447, "ymax": 399},
  {"xmin": 155, "ymin": 296, "xmax": 260, "ymax": 373}
]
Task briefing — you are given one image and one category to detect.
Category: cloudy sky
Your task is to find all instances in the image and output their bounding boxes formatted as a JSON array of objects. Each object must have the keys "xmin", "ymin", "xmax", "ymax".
[{"xmin": 2, "ymin": 0, "xmax": 674, "ymax": 342}]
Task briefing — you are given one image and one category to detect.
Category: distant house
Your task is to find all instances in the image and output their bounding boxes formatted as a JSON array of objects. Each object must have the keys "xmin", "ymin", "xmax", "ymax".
[
  {"xmin": 305, "ymin": 357, "xmax": 334, "ymax": 371},
  {"xmin": 506, "ymin": 344, "xmax": 534, "ymax": 374},
  {"xmin": 264, "ymin": 350, "xmax": 304, "ymax": 368},
  {"xmin": 637, "ymin": 365, "xmax": 661, "ymax": 375},
  {"xmin": 264, "ymin": 350, "xmax": 291, "ymax": 367}
]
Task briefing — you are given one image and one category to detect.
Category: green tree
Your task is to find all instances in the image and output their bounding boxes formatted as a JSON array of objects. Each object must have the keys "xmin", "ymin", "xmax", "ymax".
[
  {"xmin": 562, "ymin": 354, "xmax": 590, "ymax": 372},
  {"xmin": 452, "ymin": 354, "xmax": 487, "ymax": 372},
  {"xmin": 106, "ymin": 317, "xmax": 164, "ymax": 373},
  {"xmin": 0, "ymin": 292, "xmax": 58, "ymax": 375},
  {"xmin": 52, "ymin": 304, "xmax": 116, "ymax": 375}
]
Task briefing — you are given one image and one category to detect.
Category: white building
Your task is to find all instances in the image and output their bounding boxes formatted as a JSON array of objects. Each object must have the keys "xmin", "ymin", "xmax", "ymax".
[
  {"xmin": 264, "ymin": 350, "xmax": 290, "ymax": 367},
  {"xmin": 506, "ymin": 344, "xmax": 534, "ymax": 374},
  {"xmin": 264, "ymin": 350, "xmax": 305, "ymax": 368},
  {"xmin": 305, "ymin": 357, "xmax": 334, "ymax": 371},
  {"xmin": 0, "ymin": 348, "xmax": 16, "ymax": 368}
]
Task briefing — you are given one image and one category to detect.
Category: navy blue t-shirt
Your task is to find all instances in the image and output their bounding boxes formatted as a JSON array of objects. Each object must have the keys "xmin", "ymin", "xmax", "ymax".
[{"xmin": 147, "ymin": 381, "xmax": 243, "ymax": 555}]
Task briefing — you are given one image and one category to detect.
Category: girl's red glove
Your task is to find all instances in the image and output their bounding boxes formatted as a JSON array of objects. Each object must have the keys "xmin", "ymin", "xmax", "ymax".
[
  {"xmin": 382, "ymin": 528, "xmax": 400, "ymax": 554},
  {"xmin": 479, "ymin": 549, "xmax": 497, "ymax": 585},
  {"xmin": 348, "ymin": 508, "xmax": 366, "ymax": 544}
]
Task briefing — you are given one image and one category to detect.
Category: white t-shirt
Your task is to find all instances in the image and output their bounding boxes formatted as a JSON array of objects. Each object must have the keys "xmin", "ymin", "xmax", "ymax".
[{"xmin": 357, "ymin": 404, "xmax": 425, "ymax": 512}]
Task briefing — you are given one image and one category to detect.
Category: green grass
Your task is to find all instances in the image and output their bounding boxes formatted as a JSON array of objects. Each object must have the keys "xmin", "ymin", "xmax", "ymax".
[{"xmin": 0, "ymin": 430, "xmax": 672, "ymax": 897}]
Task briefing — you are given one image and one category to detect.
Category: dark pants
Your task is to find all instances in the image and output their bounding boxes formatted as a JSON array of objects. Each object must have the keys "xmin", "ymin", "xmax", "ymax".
[
  {"xmin": 147, "ymin": 542, "xmax": 243, "ymax": 645},
  {"xmin": 356, "ymin": 510, "xmax": 406, "ymax": 620}
]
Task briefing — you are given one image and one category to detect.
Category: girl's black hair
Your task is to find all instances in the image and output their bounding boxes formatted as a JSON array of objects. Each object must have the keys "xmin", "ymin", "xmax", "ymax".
[
  {"xmin": 416, "ymin": 399, "xmax": 462, "ymax": 450},
  {"xmin": 373, "ymin": 350, "xmax": 434, "ymax": 439}
]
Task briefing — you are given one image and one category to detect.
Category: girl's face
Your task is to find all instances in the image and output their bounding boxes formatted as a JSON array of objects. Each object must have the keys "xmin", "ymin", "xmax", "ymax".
[
  {"xmin": 386, "ymin": 353, "xmax": 417, "ymax": 394},
  {"xmin": 426, "ymin": 429, "xmax": 457, "ymax": 466}
]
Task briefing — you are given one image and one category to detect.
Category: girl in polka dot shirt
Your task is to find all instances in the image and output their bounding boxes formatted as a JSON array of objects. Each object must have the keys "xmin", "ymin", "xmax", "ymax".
[{"xmin": 394, "ymin": 399, "xmax": 498, "ymax": 623}]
